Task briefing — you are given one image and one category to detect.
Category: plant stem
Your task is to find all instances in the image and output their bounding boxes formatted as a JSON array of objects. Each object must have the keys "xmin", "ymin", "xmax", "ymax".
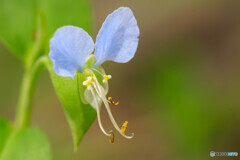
[
  {"xmin": 15, "ymin": 12, "xmax": 47, "ymax": 129},
  {"xmin": 15, "ymin": 56, "xmax": 48, "ymax": 128}
]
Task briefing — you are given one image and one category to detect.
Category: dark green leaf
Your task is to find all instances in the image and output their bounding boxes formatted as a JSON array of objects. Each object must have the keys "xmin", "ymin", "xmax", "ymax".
[
  {"xmin": 0, "ymin": 118, "xmax": 12, "ymax": 154},
  {"xmin": 45, "ymin": 59, "xmax": 96, "ymax": 149},
  {"xmin": 0, "ymin": 127, "xmax": 51, "ymax": 160}
]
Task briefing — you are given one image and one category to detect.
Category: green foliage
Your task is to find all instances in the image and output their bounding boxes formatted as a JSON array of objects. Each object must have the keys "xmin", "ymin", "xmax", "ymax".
[
  {"xmin": 0, "ymin": 0, "xmax": 93, "ymax": 156},
  {"xmin": 0, "ymin": 0, "xmax": 36, "ymax": 60},
  {"xmin": 0, "ymin": 0, "xmax": 92, "ymax": 61},
  {"xmin": 45, "ymin": 59, "xmax": 96, "ymax": 150},
  {"xmin": 39, "ymin": 0, "xmax": 92, "ymax": 37},
  {"xmin": 0, "ymin": 118, "xmax": 12, "ymax": 154},
  {"xmin": 0, "ymin": 127, "xmax": 51, "ymax": 160}
]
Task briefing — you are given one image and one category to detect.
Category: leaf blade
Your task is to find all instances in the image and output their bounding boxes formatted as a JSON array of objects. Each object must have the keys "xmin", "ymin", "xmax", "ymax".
[
  {"xmin": 0, "ymin": 127, "xmax": 51, "ymax": 160},
  {"xmin": 39, "ymin": 0, "xmax": 92, "ymax": 36},
  {"xmin": 0, "ymin": 0, "xmax": 36, "ymax": 60},
  {"xmin": 46, "ymin": 59, "xmax": 96, "ymax": 149}
]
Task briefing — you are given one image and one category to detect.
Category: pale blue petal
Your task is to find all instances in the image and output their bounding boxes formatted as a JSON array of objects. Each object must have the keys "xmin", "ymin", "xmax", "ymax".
[
  {"xmin": 93, "ymin": 7, "xmax": 140, "ymax": 67},
  {"xmin": 49, "ymin": 25, "xmax": 94, "ymax": 78}
]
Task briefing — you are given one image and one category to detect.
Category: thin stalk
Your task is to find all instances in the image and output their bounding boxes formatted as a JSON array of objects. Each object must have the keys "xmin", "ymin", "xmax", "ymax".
[{"xmin": 15, "ymin": 56, "xmax": 48, "ymax": 128}]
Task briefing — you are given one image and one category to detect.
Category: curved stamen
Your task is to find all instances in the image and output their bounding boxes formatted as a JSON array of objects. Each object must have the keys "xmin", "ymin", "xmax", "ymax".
[
  {"xmin": 101, "ymin": 94, "xmax": 134, "ymax": 139},
  {"xmin": 89, "ymin": 70, "xmax": 134, "ymax": 139},
  {"xmin": 89, "ymin": 84, "xmax": 110, "ymax": 137}
]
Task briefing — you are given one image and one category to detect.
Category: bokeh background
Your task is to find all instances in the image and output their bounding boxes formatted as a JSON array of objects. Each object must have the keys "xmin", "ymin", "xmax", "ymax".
[{"xmin": 1, "ymin": 0, "xmax": 240, "ymax": 159}]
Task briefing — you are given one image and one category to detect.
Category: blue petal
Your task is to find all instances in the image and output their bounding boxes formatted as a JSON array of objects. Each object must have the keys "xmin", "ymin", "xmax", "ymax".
[
  {"xmin": 49, "ymin": 26, "xmax": 94, "ymax": 78},
  {"xmin": 93, "ymin": 7, "xmax": 140, "ymax": 67}
]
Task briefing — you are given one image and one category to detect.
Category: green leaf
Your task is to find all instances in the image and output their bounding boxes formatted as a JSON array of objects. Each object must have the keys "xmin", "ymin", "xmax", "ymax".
[
  {"xmin": 0, "ymin": 0, "xmax": 36, "ymax": 60},
  {"xmin": 45, "ymin": 59, "xmax": 96, "ymax": 149},
  {"xmin": 0, "ymin": 0, "xmax": 91, "ymax": 61},
  {"xmin": 39, "ymin": 0, "xmax": 92, "ymax": 36},
  {"xmin": 0, "ymin": 127, "xmax": 51, "ymax": 160},
  {"xmin": 0, "ymin": 118, "xmax": 12, "ymax": 154}
]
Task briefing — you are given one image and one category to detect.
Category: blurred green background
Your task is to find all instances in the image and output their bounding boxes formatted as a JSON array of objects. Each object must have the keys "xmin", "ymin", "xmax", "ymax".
[{"xmin": 1, "ymin": 0, "xmax": 240, "ymax": 159}]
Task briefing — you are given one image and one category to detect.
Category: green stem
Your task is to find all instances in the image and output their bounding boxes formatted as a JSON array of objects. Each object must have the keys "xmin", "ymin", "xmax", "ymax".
[
  {"xmin": 15, "ymin": 12, "xmax": 47, "ymax": 129},
  {"xmin": 15, "ymin": 56, "xmax": 48, "ymax": 128}
]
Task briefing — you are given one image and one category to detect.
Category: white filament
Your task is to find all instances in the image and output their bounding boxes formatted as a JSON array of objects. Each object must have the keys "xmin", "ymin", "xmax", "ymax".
[
  {"xmin": 89, "ymin": 84, "xmax": 110, "ymax": 137},
  {"xmin": 91, "ymin": 67, "xmax": 109, "ymax": 94},
  {"xmin": 89, "ymin": 70, "xmax": 134, "ymax": 139}
]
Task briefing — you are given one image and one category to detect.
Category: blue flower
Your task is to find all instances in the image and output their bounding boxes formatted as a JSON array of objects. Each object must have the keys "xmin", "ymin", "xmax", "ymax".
[
  {"xmin": 49, "ymin": 7, "xmax": 139, "ymax": 142},
  {"xmin": 49, "ymin": 7, "xmax": 139, "ymax": 78}
]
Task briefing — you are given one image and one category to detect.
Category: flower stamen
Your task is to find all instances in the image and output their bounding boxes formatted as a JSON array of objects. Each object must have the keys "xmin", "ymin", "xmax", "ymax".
[
  {"xmin": 83, "ymin": 76, "xmax": 94, "ymax": 89},
  {"xmin": 109, "ymin": 130, "xmax": 114, "ymax": 144},
  {"xmin": 88, "ymin": 84, "xmax": 110, "ymax": 137},
  {"xmin": 108, "ymin": 97, "xmax": 119, "ymax": 106},
  {"xmin": 121, "ymin": 121, "xmax": 128, "ymax": 134},
  {"xmin": 103, "ymin": 75, "xmax": 112, "ymax": 83},
  {"xmin": 89, "ymin": 71, "xmax": 134, "ymax": 139},
  {"xmin": 102, "ymin": 95, "xmax": 134, "ymax": 139}
]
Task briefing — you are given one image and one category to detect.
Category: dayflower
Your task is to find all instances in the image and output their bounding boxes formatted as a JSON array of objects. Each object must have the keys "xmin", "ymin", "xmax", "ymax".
[{"xmin": 49, "ymin": 7, "xmax": 139, "ymax": 143}]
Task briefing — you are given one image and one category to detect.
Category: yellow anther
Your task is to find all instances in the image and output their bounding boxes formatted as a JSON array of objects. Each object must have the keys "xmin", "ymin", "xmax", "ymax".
[
  {"xmin": 103, "ymin": 75, "xmax": 112, "ymax": 83},
  {"xmin": 103, "ymin": 75, "xmax": 112, "ymax": 80},
  {"xmin": 108, "ymin": 97, "xmax": 119, "ymax": 106},
  {"xmin": 121, "ymin": 121, "xmax": 128, "ymax": 134},
  {"xmin": 109, "ymin": 130, "xmax": 114, "ymax": 144},
  {"xmin": 83, "ymin": 76, "xmax": 93, "ymax": 87}
]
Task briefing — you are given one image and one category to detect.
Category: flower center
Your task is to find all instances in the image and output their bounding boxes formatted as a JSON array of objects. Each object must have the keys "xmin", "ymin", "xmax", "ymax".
[{"xmin": 82, "ymin": 68, "xmax": 134, "ymax": 143}]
